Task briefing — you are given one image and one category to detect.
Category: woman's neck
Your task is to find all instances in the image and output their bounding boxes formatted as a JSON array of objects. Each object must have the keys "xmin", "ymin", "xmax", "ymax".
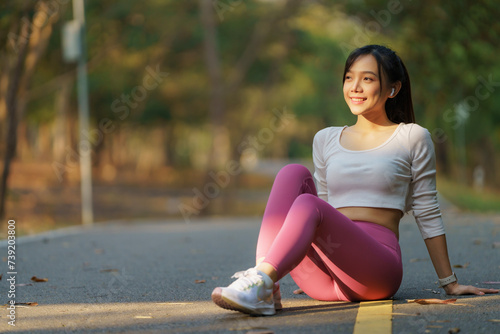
[{"xmin": 352, "ymin": 114, "xmax": 397, "ymax": 132}]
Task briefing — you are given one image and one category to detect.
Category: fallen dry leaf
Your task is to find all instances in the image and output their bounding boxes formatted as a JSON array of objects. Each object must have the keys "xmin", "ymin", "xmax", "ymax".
[
  {"xmin": 194, "ymin": 279, "xmax": 206, "ymax": 284},
  {"xmin": 408, "ymin": 298, "xmax": 457, "ymax": 305},
  {"xmin": 448, "ymin": 328, "xmax": 460, "ymax": 334},
  {"xmin": 293, "ymin": 289, "xmax": 304, "ymax": 295},
  {"xmin": 229, "ymin": 327, "xmax": 271, "ymax": 332},
  {"xmin": 492, "ymin": 242, "xmax": 500, "ymax": 249},
  {"xmin": 487, "ymin": 319, "xmax": 500, "ymax": 322},
  {"xmin": 31, "ymin": 276, "xmax": 48, "ymax": 282},
  {"xmin": 452, "ymin": 263, "xmax": 469, "ymax": 269},
  {"xmin": 0, "ymin": 273, "xmax": 2, "ymax": 280},
  {"xmin": 410, "ymin": 258, "xmax": 428, "ymax": 263},
  {"xmin": 16, "ymin": 302, "xmax": 38, "ymax": 306},
  {"xmin": 100, "ymin": 269, "xmax": 119, "ymax": 273},
  {"xmin": 134, "ymin": 315, "xmax": 153, "ymax": 319},
  {"xmin": 94, "ymin": 249, "xmax": 105, "ymax": 254},
  {"xmin": 15, "ymin": 283, "xmax": 33, "ymax": 287}
]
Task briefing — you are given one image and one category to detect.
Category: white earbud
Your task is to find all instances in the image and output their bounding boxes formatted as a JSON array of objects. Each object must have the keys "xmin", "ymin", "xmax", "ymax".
[{"xmin": 391, "ymin": 88, "xmax": 395, "ymax": 96}]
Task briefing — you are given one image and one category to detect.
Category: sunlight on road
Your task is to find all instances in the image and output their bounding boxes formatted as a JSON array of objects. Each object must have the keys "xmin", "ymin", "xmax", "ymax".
[{"xmin": 1, "ymin": 299, "xmax": 355, "ymax": 333}]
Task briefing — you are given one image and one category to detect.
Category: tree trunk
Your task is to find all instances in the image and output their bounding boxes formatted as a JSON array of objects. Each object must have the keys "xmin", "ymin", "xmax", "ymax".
[
  {"xmin": 0, "ymin": 16, "xmax": 32, "ymax": 220},
  {"xmin": 199, "ymin": 0, "xmax": 228, "ymax": 171},
  {"xmin": 0, "ymin": 2, "xmax": 60, "ymax": 220},
  {"xmin": 54, "ymin": 75, "xmax": 73, "ymax": 163}
]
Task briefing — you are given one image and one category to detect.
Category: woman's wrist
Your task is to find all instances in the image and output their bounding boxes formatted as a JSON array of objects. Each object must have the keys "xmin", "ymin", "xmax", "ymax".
[
  {"xmin": 438, "ymin": 272, "xmax": 457, "ymax": 287},
  {"xmin": 443, "ymin": 281, "xmax": 459, "ymax": 292}
]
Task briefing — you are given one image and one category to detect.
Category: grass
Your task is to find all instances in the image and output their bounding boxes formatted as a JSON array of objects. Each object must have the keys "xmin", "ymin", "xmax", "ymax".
[{"xmin": 437, "ymin": 177, "xmax": 500, "ymax": 213}]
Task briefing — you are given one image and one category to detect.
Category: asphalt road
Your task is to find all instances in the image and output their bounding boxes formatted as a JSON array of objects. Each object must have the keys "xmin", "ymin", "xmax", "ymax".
[{"xmin": 0, "ymin": 200, "xmax": 499, "ymax": 333}]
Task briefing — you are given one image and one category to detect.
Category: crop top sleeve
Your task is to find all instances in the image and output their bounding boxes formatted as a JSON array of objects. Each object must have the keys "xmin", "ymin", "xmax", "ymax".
[
  {"xmin": 312, "ymin": 129, "xmax": 329, "ymax": 202},
  {"xmin": 312, "ymin": 123, "xmax": 445, "ymax": 240},
  {"xmin": 407, "ymin": 125, "xmax": 445, "ymax": 239}
]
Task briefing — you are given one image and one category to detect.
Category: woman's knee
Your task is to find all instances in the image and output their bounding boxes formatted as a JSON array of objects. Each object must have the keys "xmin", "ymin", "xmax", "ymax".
[
  {"xmin": 294, "ymin": 193, "xmax": 318, "ymax": 205},
  {"xmin": 289, "ymin": 193, "xmax": 322, "ymax": 221},
  {"xmin": 276, "ymin": 164, "xmax": 312, "ymax": 180}
]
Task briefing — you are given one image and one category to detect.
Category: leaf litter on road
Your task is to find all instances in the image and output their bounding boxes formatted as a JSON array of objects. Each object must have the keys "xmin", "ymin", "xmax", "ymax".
[
  {"xmin": 2, "ymin": 302, "xmax": 39, "ymax": 307},
  {"xmin": 423, "ymin": 288, "xmax": 441, "ymax": 294},
  {"xmin": 31, "ymin": 276, "xmax": 48, "ymax": 282},
  {"xmin": 408, "ymin": 298, "xmax": 456, "ymax": 305},
  {"xmin": 408, "ymin": 298, "xmax": 473, "ymax": 306}
]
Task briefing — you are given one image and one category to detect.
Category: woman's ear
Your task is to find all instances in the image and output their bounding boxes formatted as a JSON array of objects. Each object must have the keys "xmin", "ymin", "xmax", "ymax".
[{"xmin": 389, "ymin": 81, "xmax": 402, "ymax": 98}]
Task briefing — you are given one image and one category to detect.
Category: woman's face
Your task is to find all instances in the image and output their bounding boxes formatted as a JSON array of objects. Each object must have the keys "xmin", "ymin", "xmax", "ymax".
[{"xmin": 343, "ymin": 54, "xmax": 392, "ymax": 119}]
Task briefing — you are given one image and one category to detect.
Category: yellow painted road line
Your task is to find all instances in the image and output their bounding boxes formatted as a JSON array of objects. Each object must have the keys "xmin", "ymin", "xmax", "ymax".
[{"xmin": 353, "ymin": 300, "xmax": 393, "ymax": 334}]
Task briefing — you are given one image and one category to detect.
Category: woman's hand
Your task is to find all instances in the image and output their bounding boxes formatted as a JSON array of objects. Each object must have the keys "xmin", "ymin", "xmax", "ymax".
[{"xmin": 443, "ymin": 282, "xmax": 499, "ymax": 295}]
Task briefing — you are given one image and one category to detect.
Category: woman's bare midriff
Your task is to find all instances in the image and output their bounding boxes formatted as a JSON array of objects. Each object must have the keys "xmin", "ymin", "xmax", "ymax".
[{"xmin": 337, "ymin": 207, "xmax": 403, "ymax": 239}]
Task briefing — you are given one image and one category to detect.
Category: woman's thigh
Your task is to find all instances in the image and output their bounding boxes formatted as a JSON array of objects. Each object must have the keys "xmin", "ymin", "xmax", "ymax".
[{"xmin": 290, "ymin": 196, "xmax": 402, "ymax": 301}]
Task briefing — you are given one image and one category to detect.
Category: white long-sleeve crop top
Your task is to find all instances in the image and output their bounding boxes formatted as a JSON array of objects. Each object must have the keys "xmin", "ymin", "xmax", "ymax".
[{"xmin": 312, "ymin": 122, "xmax": 445, "ymax": 240}]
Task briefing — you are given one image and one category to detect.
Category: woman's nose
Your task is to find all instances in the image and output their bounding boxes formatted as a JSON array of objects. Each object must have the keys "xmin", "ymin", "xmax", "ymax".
[{"xmin": 350, "ymin": 80, "xmax": 362, "ymax": 92}]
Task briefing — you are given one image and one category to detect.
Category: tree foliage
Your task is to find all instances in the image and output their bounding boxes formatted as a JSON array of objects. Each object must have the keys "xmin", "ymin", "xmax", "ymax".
[{"xmin": 1, "ymin": 0, "xmax": 499, "ymax": 191}]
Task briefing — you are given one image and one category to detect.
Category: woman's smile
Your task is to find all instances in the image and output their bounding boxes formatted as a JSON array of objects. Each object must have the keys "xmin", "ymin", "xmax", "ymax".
[{"xmin": 349, "ymin": 97, "xmax": 367, "ymax": 104}]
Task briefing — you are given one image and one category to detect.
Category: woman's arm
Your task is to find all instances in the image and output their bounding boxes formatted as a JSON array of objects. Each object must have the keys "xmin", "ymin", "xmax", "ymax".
[{"xmin": 424, "ymin": 234, "xmax": 499, "ymax": 295}]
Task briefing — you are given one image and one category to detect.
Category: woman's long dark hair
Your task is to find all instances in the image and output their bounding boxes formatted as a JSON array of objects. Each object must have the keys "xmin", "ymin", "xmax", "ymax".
[{"xmin": 343, "ymin": 45, "xmax": 415, "ymax": 124}]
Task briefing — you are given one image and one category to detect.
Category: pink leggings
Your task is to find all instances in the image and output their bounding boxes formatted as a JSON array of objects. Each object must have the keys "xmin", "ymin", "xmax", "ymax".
[{"xmin": 256, "ymin": 164, "xmax": 402, "ymax": 301}]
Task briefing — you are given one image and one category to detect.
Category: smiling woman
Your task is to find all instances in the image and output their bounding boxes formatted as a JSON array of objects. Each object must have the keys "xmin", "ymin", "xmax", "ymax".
[
  {"xmin": 342, "ymin": 45, "xmax": 414, "ymax": 125},
  {"xmin": 211, "ymin": 44, "xmax": 498, "ymax": 317}
]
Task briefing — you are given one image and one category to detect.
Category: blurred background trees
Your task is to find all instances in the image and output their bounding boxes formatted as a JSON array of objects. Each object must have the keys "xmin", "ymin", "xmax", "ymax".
[{"xmin": 1, "ymin": 0, "xmax": 499, "ymax": 233}]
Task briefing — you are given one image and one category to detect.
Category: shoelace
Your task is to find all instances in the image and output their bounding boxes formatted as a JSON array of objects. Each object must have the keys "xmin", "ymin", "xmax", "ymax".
[{"xmin": 230, "ymin": 268, "xmax": 263, "ymax": 290}]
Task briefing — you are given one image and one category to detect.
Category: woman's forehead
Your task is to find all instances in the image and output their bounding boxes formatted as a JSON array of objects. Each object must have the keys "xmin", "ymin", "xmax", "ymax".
[{"xmin": 348, "ymin": 54, "xmax": 378, "ymax": 73}]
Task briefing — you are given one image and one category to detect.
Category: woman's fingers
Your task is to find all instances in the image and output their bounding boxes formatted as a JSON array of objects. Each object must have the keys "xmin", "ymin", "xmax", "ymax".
[
  {"xmin": 462, "ymin": 286, "xmax": 498, "ymax": 295},
  {"xmin": 446, "ymin": 284, "xmax": 499, "ymax": 295},
  {"xmin": 477, "ymin": 287, "xmax": 499, "ymax": 294}
]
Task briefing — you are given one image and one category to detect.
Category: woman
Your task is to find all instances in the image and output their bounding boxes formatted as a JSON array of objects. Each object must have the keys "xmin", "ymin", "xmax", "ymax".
[{"xmin": 211, "ymin": 45, "xmax": 498, "ymax": 316}]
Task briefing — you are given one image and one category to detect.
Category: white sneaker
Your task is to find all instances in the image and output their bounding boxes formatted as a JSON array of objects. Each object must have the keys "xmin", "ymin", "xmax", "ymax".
[{"xmin": 211, "ymin": 267, "xmax": 275, "ymax": 316}]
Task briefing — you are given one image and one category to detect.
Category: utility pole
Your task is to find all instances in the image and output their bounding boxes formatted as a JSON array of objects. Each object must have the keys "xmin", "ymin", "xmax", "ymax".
[{"xmin": 63, "ymin": 0, "xmax": 93, "ymax": 225}]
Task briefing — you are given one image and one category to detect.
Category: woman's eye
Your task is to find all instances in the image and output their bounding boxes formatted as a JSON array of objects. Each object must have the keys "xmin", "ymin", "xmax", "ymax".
[
  {"xmin": 364, "ymin": 77, "xmax": 373, "ymax": 81},
  {"xmin": 345, "ymin": 75, "xmax": 352, "ymax": 80}
]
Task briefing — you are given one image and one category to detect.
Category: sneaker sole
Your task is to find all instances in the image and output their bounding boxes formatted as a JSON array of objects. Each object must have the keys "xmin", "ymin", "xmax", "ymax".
[{"xmin": 211, "ymin": 287, "xmax": 275, "ymax": 316}]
